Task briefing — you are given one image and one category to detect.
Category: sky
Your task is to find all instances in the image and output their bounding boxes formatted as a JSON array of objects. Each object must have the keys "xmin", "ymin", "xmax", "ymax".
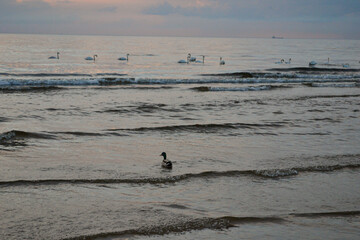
[{"xmin": 0, "ymin": 0, "xmax": 359, "ymax": 39}]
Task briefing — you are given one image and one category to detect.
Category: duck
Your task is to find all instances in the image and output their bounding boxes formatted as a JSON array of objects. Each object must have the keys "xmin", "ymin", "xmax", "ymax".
[
  {"xmin": 275, "ymin": 59, "xmax": 285, "ymax": 64},
  {"xmin": 49, "ymin": 52, "xmax": 60, "ymax": 59},
  {"xmin": 85, "ymin": 55, "xmax": 98, "ymax": 61},
  {"xmin": 160, "ymin": 152, "xmax": 172, "ymax": 169},
  {"xmin": 220, "ymin": 57, "xmax": 225, "ymax": 65},
  {"xmin": 118, "ymin": 54, "xmax": 129, "ymax": 61},
  {"xmin": 285, "ymin": 58, "xmax": 291, "ymax": 64}
]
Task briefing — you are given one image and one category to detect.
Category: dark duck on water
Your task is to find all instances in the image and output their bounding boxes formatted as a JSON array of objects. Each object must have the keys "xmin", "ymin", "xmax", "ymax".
[{"xmin": 160, "ymin": 152, "xmax": 172, "ymax": 169}]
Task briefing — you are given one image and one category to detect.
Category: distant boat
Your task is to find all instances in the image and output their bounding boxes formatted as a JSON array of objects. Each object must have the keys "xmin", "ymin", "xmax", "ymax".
[{"xmin": 272, "ymin": 36, "xmax": 284, "ymax": 39}]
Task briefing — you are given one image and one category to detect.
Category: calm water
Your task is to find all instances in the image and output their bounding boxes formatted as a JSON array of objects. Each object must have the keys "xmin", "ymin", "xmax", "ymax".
[{"xmin": 0, "ymin": 34, "xmax": 360, "ymax": 240}]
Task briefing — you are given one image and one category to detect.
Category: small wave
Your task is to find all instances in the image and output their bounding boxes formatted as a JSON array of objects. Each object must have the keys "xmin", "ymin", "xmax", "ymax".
[
  {"xmin": 267, "ymin": 67, "xmax": 360, "ymax": 73},
  {"xmin": 62, "ymin": 215, "xmax": 283, "ymax": 240},
  {"xmin": 61, "ymin": 210, "xmax": 360, "ymax": 240},
  {"xmin": 95, "ymin": 73, "xmax": 126, "ymax": 77},
  {"xmin": 0, "ymin": 78, "xmax": 135, "ymax": 87},
  {"xmin": 287, "ymin": 94, "xmax": 360, "ymax": 101},
  {"xmin": 0, "ymin": 72, "xmax": 93, "ymax": 77},
  {"xmin": 201, "ymin": 72, "xmax": 255, "ymax": 78},
  {"xmin": 304, "ymin": 82, "xmax": 360, "ymax": 88},
  {"xmin": 0, "ymin": 86, "xmax": 64, "ymax": 93},
  {"xmin": 292, "ymin": 210, "xmax": 360, "ymax": 218},
  {"xmin": 192, "ymin": 85, "xmax": 273, "ymax": 92},
  {"xmin": 51, "ymin": 131, "xmax": 104, "ymax": 137},
  {"xmin": 98, "ymin": 103, "xmax": 181, "ymax": 115},
  {"xmin": 1, "ymin": 74, "xmax": 359, "ymax": 87},
  {"xmin": 106, "ymin": 122, "xmax": 285, "ymax": 133},
  {"xmin": 62, "ymin": 216, "xmax": 236, "ymax": 240},
  {"xmin": 2, "ymin": 163, "xmax": 359, "ymax": 187},
  {"xmin": 0, "ymin": 130, "xmax": 56, "ymax": 144},
  {"xmin": 0, "ymin": 117, "xmax": 10, "ymax": 122}
]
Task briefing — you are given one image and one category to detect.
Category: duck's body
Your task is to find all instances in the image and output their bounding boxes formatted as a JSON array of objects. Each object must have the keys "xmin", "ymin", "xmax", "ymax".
[
  {"xmin": 160, "ymin": 152, "xmax": 172, "ymax": 169},
  {"xmin": 275, "ymin": 59, "xmax": 284, "ymax": 64}
]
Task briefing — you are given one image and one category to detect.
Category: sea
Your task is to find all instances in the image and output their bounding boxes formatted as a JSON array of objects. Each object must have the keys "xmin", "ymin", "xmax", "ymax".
[{"xmin": 0, "ymin": 33, "xmax": 360, "ymax": 240}]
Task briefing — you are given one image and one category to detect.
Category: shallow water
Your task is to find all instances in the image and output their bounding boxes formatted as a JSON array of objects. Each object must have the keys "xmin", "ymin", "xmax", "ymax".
[{"xmin": 0, "ymin": 34, "xmax": 360, "ymax": 239}]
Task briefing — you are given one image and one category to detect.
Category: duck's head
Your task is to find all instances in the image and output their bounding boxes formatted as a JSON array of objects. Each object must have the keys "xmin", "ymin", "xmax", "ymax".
[{"xmin": 160, "ymin": 152, "xmax": 167, "ymax": 160}]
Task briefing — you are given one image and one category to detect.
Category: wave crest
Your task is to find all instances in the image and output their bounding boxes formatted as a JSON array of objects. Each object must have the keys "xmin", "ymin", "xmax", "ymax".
[{"xmin": 1, "ymin": 163, "xmax": 359, "ymax": 187}]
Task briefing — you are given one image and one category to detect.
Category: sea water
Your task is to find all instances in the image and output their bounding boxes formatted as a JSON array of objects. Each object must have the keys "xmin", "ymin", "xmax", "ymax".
[{"xmin": 0, "ymin": 34, "xmax": 360, "ymax": 239}]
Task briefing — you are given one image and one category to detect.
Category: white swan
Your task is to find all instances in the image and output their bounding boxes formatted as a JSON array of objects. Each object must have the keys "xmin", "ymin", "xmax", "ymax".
[
  {"xmin": 275, "ymin": 59, "xmax": 284, "ymax": 64},
  {"xmin": 195, "ymin": 55, "xmax": 205, "ymax": 63},
  {"xmin": 49, "ymin": 52, "xmax": 59, "ymax": 59},
  {"xmin": 189, "ymin": 55, "xmax": 196, "ymax": 62},
  {"xmin": 85, "ymin": 55, "xmax": 98, "ymax": 61},
  {"xmin": 178, "ymin": 53, "xmax": 191, "ymax": 64},
  {"xmin": 309, "ymin": 61, "xmax": 317, "ymax": 66},
  {"xmin": 220, "ymin": 57, "xmax": 225, "ymax": 65},
  {"xmin": 118, "ymin": 54, "xmax": 129, "ymax": 61}
]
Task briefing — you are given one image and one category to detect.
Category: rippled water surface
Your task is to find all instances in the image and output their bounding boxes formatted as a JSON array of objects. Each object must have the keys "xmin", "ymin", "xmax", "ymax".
[{"xmin": 0, "ymin": 34, "xmax": 360, "ymax": 240}]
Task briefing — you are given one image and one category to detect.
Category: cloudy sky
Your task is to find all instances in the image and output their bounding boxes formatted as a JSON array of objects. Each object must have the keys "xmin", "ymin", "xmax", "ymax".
[{"xmin": 0, "ymin": 0, "xmax": 359, "ymax": 39}]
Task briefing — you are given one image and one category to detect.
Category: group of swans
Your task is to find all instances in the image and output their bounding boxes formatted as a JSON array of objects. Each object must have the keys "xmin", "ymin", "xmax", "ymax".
[
  {"xmin": 309, "ymin": 58, "xmax": 351, "ymax": 68},
  {"xmin": 275, "ymin": 58, "xmax": 291, "ymax": 64},
  {"xmin": 48, "ymin": 52, "xmax": 354, "ymax": 68},
  {"xmin": 178, "ymin": 53, "xmax": 224, "ymax": 65},
  {"xmin": 178, "ymin": 53, "xmax": 199, "ymax": 64},
  {"xmin": 49, "ymin": 52, "xmax": 130, "ymax": 62}
]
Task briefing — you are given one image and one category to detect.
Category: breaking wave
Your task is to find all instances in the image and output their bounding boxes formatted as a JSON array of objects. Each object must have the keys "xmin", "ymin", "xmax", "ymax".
[
  {"xmin": 61, "ymin": 216, "xmax": 253, "ymax": 240},
  {"xmin": 61, "ymin": 211, "xmax": 360, "ymax": 240},
  {"xmin": 0, "ymin": 130, "xmax": 56, "ymax": 145},
  {"xmin": 1, "ymin": 70, "xmax": 359, "ymax": 88}
]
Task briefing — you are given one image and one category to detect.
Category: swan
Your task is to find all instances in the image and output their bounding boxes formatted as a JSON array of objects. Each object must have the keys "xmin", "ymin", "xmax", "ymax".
[
  {"xmin": 195, "ymin": 55, "xmax": 205, "ymax": 63},
  {"xmin": 49, "ymin": 52, "xmax": 59, "ymax": 59},
  {"xmin": 285, "ymin": 58, "xmax": 291, "ymax": 64},
  {"xmin": 189, "ymin": 54, "xmax": 196, "ymax": 62},
  {"xmin": 309, "ymin": 61, "xmax": 317, "ymax": 66},
  {"xmin": 118, "ymin": 54, "xmax": 129, "ymax": 61},
  {"xmin": 85, "ymin": 55, "xmax": 98, "ymax": 61},
  {"xmin": 275, "ymin": 59, "xmax": 285, "ymax": 64},
  {"xmin": 220, "ymin": 57, "xmax": 225, "ymax": 65},
  {"xmin": 178, "ymin": 53, "xmax": 191, "ymax": 64},
  {"xmin": 160, "ymin": 152, "xmax": 172, "ymax": 169}
]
